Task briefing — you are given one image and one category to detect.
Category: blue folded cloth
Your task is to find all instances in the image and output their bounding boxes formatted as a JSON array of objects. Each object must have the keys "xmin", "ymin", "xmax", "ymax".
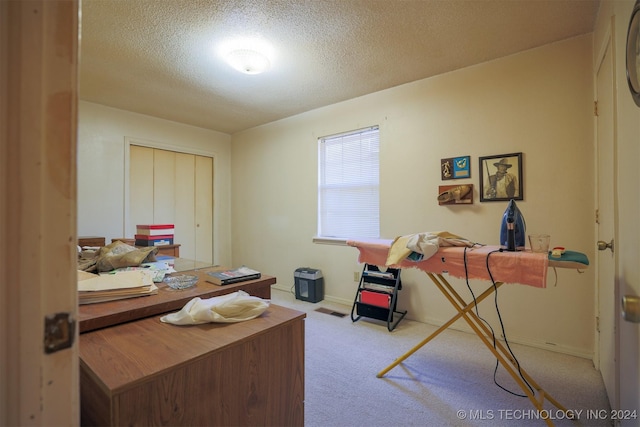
[{"xmin": 548, "ymin": 250, "xmax": 589, "ymax": 266}]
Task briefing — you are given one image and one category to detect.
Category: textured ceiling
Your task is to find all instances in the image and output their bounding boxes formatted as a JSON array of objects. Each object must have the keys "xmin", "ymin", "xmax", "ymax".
[{"xmin": 79, "ymin": 0, "xmax": 600, "ymax": 135}]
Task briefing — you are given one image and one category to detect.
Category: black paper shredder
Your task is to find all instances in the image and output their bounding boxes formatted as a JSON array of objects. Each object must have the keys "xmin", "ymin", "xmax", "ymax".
[{"xmin": 294, "ymin": 268, "xmax": 324, "ymax": 303}]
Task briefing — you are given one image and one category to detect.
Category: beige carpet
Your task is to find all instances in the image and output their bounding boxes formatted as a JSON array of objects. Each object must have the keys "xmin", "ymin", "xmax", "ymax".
[{"xmin": 271, "ymin": 288, "xmax": 612, "ymax": 427}]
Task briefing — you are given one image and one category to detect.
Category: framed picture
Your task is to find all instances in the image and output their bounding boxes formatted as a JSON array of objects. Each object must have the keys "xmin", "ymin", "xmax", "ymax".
[
  {"xmin": 479, "ymin": 152, "xmax": 523, "ymax": 202},
  {"xmin": 440, "ymin": 155, "xmax": 471, "ymax": 180}
]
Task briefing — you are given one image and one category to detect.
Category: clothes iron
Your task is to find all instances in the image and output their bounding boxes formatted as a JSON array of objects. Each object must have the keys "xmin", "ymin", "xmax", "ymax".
[{"xmin": 500, "ymin": 199, "xmax": 526, "ymax": 251}]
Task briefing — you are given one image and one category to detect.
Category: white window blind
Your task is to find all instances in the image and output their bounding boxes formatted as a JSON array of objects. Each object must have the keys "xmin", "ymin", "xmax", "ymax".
[{"xmin": 318, "ymin": 126, "xmax": 380, "ymax": 239}]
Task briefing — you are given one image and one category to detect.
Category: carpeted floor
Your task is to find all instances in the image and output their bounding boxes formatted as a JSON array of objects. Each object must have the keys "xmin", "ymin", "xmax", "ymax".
[{"xmin": 270, "ymin": 288, "xmax": 612, "ymax": 427}]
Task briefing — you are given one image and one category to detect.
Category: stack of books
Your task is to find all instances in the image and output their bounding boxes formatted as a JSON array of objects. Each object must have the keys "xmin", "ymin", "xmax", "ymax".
[
  {"xmin": 135, "ymin": 224, "xmax": 175, "ymax": 246},
  {"xmin": 205, "ymin": 266, "xmax": 261, "ymax": 286}
]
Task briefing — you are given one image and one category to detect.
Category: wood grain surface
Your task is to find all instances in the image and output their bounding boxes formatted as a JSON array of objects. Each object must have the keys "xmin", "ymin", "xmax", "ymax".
[
  {"xmin": 78, "ymin": 268, "xmax": 276, "ymax": 333},
  {"xmin": 80, "ymin": 304, "xmax": 305, "ymax": 426}
]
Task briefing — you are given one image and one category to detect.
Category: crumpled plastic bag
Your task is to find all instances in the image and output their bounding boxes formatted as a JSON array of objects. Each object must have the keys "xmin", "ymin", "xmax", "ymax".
[
  {"xmin": 160, "ymin": 290, "xmax": 270, "ymax": 325},
  {"xmin": 94, "ymin": 241, "xmax": 158, "ymax": 272}
]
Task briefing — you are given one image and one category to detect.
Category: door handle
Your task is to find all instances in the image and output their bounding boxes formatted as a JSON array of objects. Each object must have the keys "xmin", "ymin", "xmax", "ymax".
[
  {"xmin": 597, "ymin": 239, "xmax": 614, "ymax": 252},
  {"xmin": 622, "ymin": 295, "xmax": 640, "ymax": 323}
]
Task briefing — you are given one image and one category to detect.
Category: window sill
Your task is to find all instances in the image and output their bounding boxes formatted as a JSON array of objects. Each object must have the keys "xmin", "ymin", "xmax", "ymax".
[{"xmin": 312, "ymin": 237, "xmax": 348, "ymax": 246}]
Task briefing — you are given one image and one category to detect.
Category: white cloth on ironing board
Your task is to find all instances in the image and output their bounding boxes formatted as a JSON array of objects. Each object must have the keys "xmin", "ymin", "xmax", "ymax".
[{"xmin": 386, "ymin": 231, "xmax": 474, "ymax": 266}]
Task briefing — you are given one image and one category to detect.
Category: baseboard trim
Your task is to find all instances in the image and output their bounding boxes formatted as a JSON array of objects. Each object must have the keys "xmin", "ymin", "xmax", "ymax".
[
  {"xmin": 272, "ymin": 285, "xmax": 594, "ymax": 361},
  {"xmin": 420, "ymin": 316, "xmax": 594, "ymax": 360}
]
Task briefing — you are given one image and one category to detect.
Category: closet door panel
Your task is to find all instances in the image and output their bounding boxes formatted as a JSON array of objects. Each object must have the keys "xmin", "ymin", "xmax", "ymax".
[
  {"xmin": 129, "ymin": 145, "xmax": 213, "ymax": 263},
  {"xmin": 195, "ymin": 155, "xmax": 213, "ymax": 263},
  {"xmin": 153, "ymin": 149, "xmax": 176, "ymax": 225},
  {"xmin": 130, "ymin": 146, "xmax": 154, "ymax": 232},
  {"xmin": 175, "ymin": 153, "xmax": 196, "ymax": 260}
]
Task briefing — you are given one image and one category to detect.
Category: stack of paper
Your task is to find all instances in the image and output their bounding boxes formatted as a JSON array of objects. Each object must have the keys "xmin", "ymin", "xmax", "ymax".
[{"xmin": 78, "ymin": 270, "xmax": 158, "ymax": 304}]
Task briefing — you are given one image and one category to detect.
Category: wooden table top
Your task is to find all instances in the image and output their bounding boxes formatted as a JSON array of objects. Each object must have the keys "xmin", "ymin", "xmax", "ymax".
[
  {"xmin": 79, "ymin": 304, "xmax": 305, "ymax": 393},
  {"xmin": 78, "ymin": 266, "xmax": 276, "ymax": 333}
]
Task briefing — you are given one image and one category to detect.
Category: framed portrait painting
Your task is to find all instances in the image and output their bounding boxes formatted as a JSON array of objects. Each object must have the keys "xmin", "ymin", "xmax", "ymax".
[{"xmin": 479, "ymin": 152, "xmax": 523, "ymax": 202}]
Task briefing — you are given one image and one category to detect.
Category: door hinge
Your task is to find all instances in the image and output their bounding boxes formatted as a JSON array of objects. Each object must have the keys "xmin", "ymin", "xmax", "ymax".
[
  {"xmin": 595, "ymin": 209, "xmax": 600, "ymax": 224},
  {"xmin": 44, "ymin": 312, "xmax": 75, "ymax": 354},
  {"xmin": 596, "ymin": 316, "xmax": 600, "ymax": 333},
  {"xmin": 594, "ymin": 100, "xmax": 599, "ymax": 116}
]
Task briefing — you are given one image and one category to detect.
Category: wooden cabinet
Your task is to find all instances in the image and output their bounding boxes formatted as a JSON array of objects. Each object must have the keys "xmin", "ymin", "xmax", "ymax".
[
  {"xmin": 134, "ymin": 243, "xmax": 180, "ymax": 257},
  {"xmin": 78, "ymin": 236, "xmax": 105, "ymax": 247},
  {"xmin": 80, "ymin": 304, "xmax": 305, "ymax": 426},
  {"xmin": 155, "ymin": 243, "xmax": 179, "ymax": 257}
]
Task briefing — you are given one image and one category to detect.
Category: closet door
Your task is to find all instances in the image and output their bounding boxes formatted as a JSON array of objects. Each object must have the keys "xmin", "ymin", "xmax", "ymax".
[
  {"xmin": 129, "ymin": 146, "xmax": 154, "ymax": 226},
  {"xmin": 153, "ymin": 149, "xmax": 176, "ymax": 224},
  {"xmin": 129, "ymin": 145, "xmax": 213, "ymax": 263},
  {"xmin": 175, "ymin": 153, "xmax": 196, "ymax": 258},
  {"xmin": 195, "ymin": 155, "xmax": 213, "ymax": 262}
]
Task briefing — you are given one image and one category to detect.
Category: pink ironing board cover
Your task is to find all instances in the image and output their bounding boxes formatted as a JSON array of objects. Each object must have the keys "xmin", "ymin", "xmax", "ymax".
[{"xmin": 347, "ymin": 239, "xmax": 549, "ymax": 288}]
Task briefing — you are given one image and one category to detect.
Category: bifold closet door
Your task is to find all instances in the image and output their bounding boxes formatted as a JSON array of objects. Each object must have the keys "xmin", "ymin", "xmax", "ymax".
[
  {"xmin": 129, "ymin": 145, "xmax": 155, "ymax": 227},
  {"xmin": 194, "ymin": 155, "xmax": 213, "ymax": 263},
  {"xmin": 129, "ymin": 145, "xmax": 213, "ymax": 263},
  {"xmin": 175, "ymin": 152, "xmax": 196, "ymax": 258}
]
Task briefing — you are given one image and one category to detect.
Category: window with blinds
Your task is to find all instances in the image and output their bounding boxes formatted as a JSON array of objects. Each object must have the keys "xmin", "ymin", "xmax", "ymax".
[{"xmin": 317, "ymin": 126, "xmax": 380, "ymax": 240}]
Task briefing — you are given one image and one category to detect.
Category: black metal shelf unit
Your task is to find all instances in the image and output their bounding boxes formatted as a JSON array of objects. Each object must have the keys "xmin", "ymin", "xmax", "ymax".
[{"xmin": 350, "ymin": 263, "xmax": 407, "ymax": 331}]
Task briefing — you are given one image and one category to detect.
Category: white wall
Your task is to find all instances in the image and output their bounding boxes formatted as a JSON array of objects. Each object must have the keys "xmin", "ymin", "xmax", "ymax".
[
  {"xmin": 77, "ymin": 101, "xmax": 233, "ymax": 267},
  {"xmin": 231, "ymin": 35, "xmax": 596, "ymax": 357}
]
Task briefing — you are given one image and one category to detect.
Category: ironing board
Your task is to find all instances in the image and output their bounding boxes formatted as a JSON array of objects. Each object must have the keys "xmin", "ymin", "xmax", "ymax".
[{"xmin": 347, "ymin": 238, "xmax": 589, "ymax": 427}]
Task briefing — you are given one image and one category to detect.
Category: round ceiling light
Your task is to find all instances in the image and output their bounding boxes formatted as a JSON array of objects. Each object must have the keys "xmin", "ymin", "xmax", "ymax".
[{"xmin": 225, "ymin": 49, "xmax": 271, "ymax": 75}]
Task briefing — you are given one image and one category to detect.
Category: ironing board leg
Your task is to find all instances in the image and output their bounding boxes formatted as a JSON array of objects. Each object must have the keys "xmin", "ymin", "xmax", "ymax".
[
  {"xmin": 376, "ymin": 281, "xmax": 502, "ymax": 378},
  {"xmin": 446, "ymin": 287, "xmax": 573, "ymax": 419},
  {"xmin": 378, "ymin": 272, "xmax": 572, "ymax": 427},
  {"xmin": 431, "ymin": 273, "xmax": 572, "ymax": 426}
]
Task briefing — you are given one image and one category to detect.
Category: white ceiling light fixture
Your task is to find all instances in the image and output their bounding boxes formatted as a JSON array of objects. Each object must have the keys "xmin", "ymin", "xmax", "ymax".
[
  {"xmin": 225, "ymin": 48, "xmax": 271, "ymax": 75},
  {"xmin": 219, "ymin": 37, "xmax": 274, "ymax": 75}
]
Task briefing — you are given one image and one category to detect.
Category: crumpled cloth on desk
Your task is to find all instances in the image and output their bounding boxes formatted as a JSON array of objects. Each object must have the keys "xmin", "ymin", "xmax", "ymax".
[
  {"xmin": 386, "ymin": 231, "xmax": 475, "ymax": 265},
  {"xmin": 160, "ymin": 291, "xmax": 270, "ymax": 325},
  {"xmin": 78, "ymin": 241, "xmax": 158, "ymax": 273}
]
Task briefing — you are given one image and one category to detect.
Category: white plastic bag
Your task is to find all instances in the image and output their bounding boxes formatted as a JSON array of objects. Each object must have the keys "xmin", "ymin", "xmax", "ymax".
[{"xmin": 160, "ymin": 290, "xmax": 269, "ymax": 325}]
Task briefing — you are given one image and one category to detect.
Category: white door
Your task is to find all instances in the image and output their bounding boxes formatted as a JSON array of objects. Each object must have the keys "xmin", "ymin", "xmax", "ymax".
[
  {"xmin": 1, "ymin": 1, "xmax": 79, "ymax": 425},
  {"xmin": 175, "ymin": 152, "xmax": 197, "ymax": 256},
  {"xmin": 195, "ymin": 155, "xmax": 214, "ymax": 262},
  {"xmin": 618, "ymin": 5, "xmax": 640, "ymax": 416},
  {"xmin": 595, "ymin": 32, "xmax": 618, "ymax": 409},
  {"xmin": 129, "ymin": 145, "xmax": 155, "ymax": 226},
  {"xmin": 153, "ymin": 148, "xmax": 177, "ymax": 224},
  {"xmin": 618, "ymin": 165, "xmax": 640, "ymax": 423}
]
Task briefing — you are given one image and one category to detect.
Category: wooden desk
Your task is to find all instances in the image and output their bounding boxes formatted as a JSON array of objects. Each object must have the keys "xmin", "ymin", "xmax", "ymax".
[
  {"xmin": 78, "ymin": 268, "xmax": 276, "ymax": 333},
  {"xmin": 150, "ymin": 243, "xmax": 180, "ymax": 257},
  {"xmin": 134, "ymin": 243, "xmax": 180, "ymax": 257},
  {"xmin": 78, "ymin": 236, "xmax": 105, "ymax": 247},
  {"xmin": 80, "ymin": 304, "xmax": 305, "ymax": 426}
]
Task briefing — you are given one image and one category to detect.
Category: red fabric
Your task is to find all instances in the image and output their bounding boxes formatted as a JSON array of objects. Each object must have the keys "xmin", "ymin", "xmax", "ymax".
[
  {"xmin": 360, "ymin": 290, "xmax": 391, "ymax": 307},
  {"xmin": 347, "ymin": 239, "xmax": 548, "ymax": 288}
]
